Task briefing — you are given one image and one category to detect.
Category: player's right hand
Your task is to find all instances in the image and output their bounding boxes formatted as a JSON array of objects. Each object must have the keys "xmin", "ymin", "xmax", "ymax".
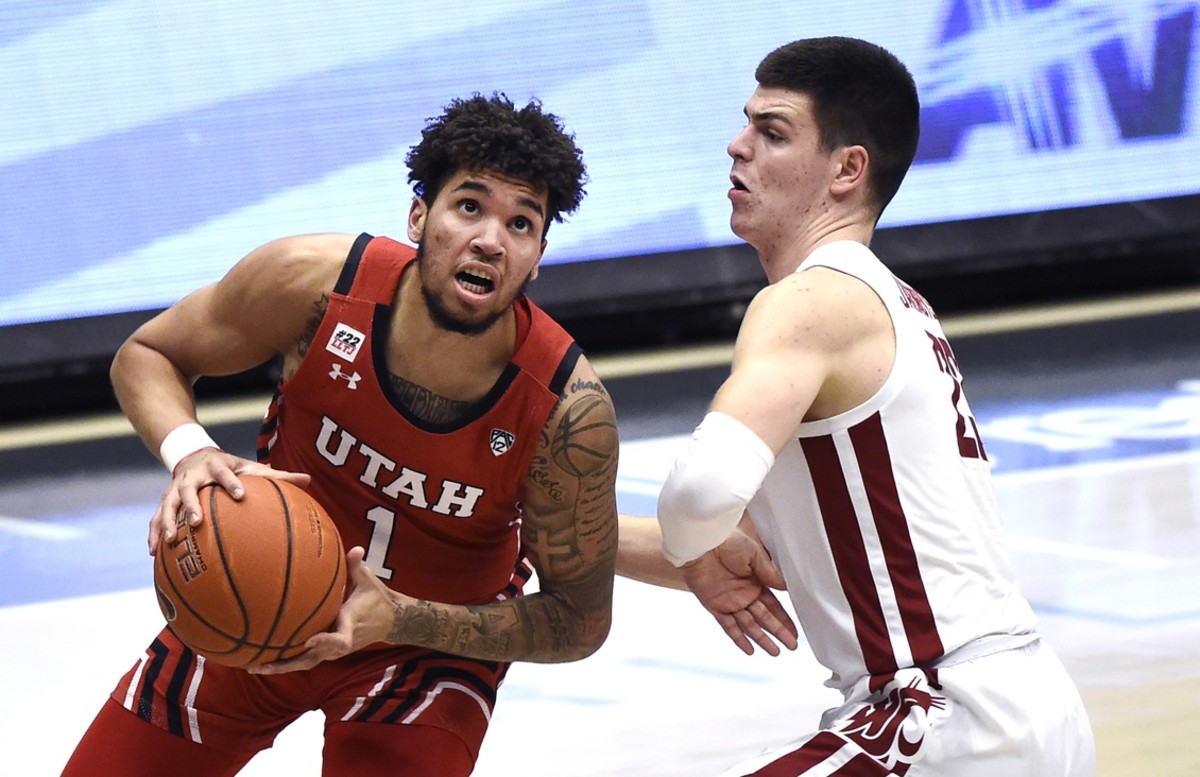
[
  {"xmin": 682, "ymin": 529, "xmax": 799, "ymax": 656},
  {"xmin": 149, "ymin": 448, "xmax": 311, "ymax": 556}
]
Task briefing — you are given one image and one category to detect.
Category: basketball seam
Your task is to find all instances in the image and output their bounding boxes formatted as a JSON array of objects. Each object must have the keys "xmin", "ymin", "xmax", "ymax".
[{"xmin": 245, "ymin": 479, "xmax": 297, "ymax": 666}]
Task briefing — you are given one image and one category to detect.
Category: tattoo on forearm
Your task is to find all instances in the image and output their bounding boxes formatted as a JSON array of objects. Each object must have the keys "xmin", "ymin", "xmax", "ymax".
[
  {"xmin": 389, "ymin": 600, "xmax": 445, "ymax": 646},
  {"xmin": 390, "ymin": 596, "xmax": 531, "ymax": 656}
]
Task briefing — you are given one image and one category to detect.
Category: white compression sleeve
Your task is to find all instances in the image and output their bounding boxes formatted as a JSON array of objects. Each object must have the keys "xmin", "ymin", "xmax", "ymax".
[{"xmin": 658, "ymin": 411, "xmax": 775, "ymax": 566}]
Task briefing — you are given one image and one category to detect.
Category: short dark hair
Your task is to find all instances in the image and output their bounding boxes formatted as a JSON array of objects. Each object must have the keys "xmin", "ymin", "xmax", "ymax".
[
  {"xmin": 755, "ymin": 37, "xmax": 919, "ymax": 217},
  {"xmin": 406, "ymin": 93, "xmax": 587, "ymax": 235}
]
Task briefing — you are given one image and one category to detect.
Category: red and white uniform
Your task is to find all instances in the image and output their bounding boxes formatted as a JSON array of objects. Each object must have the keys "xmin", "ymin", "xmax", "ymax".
[
  {"xmin": 105, "ymin": 234, "xmax": 581, "ymax": 766},
  {"xmin": 730, "ymin": 242, "xmax": 1094, "ymax": 776}
]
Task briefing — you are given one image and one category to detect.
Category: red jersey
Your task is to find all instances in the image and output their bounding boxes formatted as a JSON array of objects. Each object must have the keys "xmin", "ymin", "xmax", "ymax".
[{"xmin": 257, "ymin": 233, "xmax": 580, "ymax": 606}]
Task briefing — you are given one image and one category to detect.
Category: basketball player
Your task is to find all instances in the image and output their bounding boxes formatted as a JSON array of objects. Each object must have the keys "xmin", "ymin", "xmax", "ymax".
[
  {"xmin": 616, "ymin": 38, "xmax": 1097, "ymax": 775},
  {"xmin": 62, "ymin": 94, "xmax": 617, "ymax": 777}
]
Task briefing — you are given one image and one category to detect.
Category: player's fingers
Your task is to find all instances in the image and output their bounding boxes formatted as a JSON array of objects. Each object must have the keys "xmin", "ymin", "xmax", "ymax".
[
  {"xmin": 345, "ymin": 546, "xmax": 375, "ymax": 586},
  {"xmin": 261, "ymin": 467, "xmax": 311, "ymax": 490},
  {"xmin": 752, "ymin": 596, "xmax": 799, "ymax": 651},
  {"xmin": 212, "ymin": 468, "xmax": 246, "ymax": 501},
  {"xmin": 304, "ymin": 634, "xmax": 345, "ymax": 660},
  {"xmin": 749, "ymin": 551, "xmax": 788, "ymax": 590},
  {"xmin": 156, "ymin": 483, "xmax": 187, "ymax": 543},
  {"xmin": 249, "ymin": 631, "xmax": 349, "ymax": 675},
  {"xmin": 148, "ymin": 500, "xmax": 172, "ymax": 555},
  {"xmin": 248, "ymin": 653, "xmax": 317, "ymax": 675},
  {"xmin": 715, "ymin": 612, "xmax": 755, "ymax": 656},
  {"xmin": 177, "ymin": 482, "xmax": 206, "ymax": 527},
  {"xmin": 735, "ymin": 608, "xmax": 779, "ymax": 657}
]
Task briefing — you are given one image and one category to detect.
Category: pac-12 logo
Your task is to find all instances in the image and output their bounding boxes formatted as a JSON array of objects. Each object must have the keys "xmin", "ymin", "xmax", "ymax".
[
  {"xmin": 490, "ymin": 429, "xmax": 515, "ymax": 456},
  {"xmin": 326, "ymin": 323, "xmax": 366, "ymax": 362},
  {"xmin": 916, "ymin": 0, "xmax": 1196, "ymax": 161}
]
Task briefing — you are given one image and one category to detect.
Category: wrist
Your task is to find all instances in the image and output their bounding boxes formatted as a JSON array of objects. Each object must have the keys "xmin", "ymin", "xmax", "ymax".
[{"xmin": 159, "ymin": 423, "xmax": 220, "ymax": 475}]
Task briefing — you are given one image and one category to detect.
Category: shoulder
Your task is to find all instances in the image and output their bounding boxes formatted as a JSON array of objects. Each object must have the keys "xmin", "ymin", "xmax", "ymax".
[
  {"xmin": 552, "ymin": 354, "xmax": 615, "ymax": 425},
  {"xmin": 220, "ymin": 233, "xmax": 357, "ymax": 303},
  {"xmin": 742, "ymin": 264, "xmax": 885, "ymax": 351},
  {"xmin": 204, "ymin": 233, "xmax": 358, "ymax": 356},
  {"xmin": 539, "ymin": 353, "xmax": 618, "ymax": 476},
  {"xmin": 238, "ymin": 233, "xmax": 358, "ymax": 275}
]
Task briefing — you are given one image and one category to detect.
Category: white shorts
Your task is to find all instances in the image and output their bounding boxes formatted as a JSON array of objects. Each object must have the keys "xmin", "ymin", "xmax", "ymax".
[{"xmin": 719, "ymin": 638, "xmax": 1095, "ymax": 776}]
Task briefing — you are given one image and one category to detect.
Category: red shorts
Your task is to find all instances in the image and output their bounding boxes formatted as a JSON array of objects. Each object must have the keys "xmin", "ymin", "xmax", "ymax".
[{"xmin": 111, "ymin": 627, "xmax": 507, "ymax": 761}]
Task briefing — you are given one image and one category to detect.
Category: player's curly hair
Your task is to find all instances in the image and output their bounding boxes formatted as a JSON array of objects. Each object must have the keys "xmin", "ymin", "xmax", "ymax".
[{"xmin": 406, "ymin": 93, "xmax": 587, "ymax": 235}]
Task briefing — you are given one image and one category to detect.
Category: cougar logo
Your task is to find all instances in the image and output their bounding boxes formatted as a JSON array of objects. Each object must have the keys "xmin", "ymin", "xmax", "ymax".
[
  {"xmin": 838, "ymin": 678, "xmax": 948, "ymax": 768},
  {"xmin": 326, "ymin": 323, "xmax": 366, "ymax": 362},
  {"xmin": 490, "ymin": 429, "xmax": 515, "ymax": 456},
  {"xmin": 329, "ymin": 363, "xmax": 361, "ymax": 389}
]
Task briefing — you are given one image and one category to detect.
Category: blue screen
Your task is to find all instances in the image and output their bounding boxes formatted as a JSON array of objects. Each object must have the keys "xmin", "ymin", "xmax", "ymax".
[{"xmin": 2, "ymin": 0, "xmax": 1197, "ymax": 327}]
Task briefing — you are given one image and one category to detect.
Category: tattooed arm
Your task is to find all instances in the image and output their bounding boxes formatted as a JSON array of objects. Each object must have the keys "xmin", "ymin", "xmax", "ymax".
[
  {"xmin": 384, "ymin": 356, "xmax": 618, "ymax": 662},
  {"xmin": 508, "ymin": 357, "xmax": 620, "ymax": 660},
  {"xmin": 256, "ymin": 356, "xmax": 620, "ymax": 671}
]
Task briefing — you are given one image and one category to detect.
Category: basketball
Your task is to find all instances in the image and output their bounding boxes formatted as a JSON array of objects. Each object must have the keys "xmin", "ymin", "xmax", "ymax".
[{"xmin": 153, "ymin": 476, "xmax": 346, "ymax": 668}]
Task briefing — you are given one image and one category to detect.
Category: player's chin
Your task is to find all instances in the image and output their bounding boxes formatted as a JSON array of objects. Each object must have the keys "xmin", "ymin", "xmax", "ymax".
[
  {"xmin": 439, "ymin": 303, "xmax": 507, "ymax": 336},
  {"xmin": 728, "ymin": 213, "xmax": 755, "ymax": 243}
]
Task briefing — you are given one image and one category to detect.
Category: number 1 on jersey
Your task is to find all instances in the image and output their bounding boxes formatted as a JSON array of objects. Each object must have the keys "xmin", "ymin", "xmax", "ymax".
[{"xmin": 363, "ymin": 505, "xmax": 397, "ymax": 580}]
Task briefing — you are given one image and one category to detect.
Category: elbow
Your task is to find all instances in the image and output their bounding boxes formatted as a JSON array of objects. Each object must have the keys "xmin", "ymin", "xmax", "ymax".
[
  {"xmin": 558, "ymin": 616, "xmax": 609, "ymax": 663},
  {"xmin": 109, "ymin": 338, "xmax": 134, "ymax": 388},
  {"xmin": 657, "ymin": 468, "xmax": 752, "ymax": 566},
  {"xmin": 574, "ymin": 609, "xmax": 612, "ymax": 660},
  {"xmin": 656, "ymin": 412, "xmax": 775, "ymax": 565},
  {"xmin": 549, "ymin": 588, "xmax": 613, "ymax": 663}
]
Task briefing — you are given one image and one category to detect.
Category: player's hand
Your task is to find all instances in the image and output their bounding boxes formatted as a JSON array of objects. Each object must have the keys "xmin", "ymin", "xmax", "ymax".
[
  {"xmin": 681, "ymin": 529, "xmax": 798, "ymax": 656},
  {"xmin": 249, "ymin": 546, "xmax": 395, "ymax": 675},
  {"xmin": 149, "ymin": 449, "xmax": 311, "ymax": 556}
]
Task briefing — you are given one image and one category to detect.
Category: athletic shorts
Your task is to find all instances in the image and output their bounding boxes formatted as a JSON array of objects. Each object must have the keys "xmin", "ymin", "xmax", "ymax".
[
  {"xmin": 719, "ymin": 638, "xmax": 1095, "ymax": 776},
  {"xmin": 110, "ymin": 627, "xmax": 508, "ymax": 761}
]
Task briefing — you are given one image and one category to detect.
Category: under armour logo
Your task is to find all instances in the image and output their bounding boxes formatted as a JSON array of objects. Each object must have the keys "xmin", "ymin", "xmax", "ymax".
[
  {"xmin": 329, "ymin": 363, "xmax": 361, "ymax": 389},
  {"xmin": 490, "ymin": 429, "xmax": 515, "ymax": 456}
]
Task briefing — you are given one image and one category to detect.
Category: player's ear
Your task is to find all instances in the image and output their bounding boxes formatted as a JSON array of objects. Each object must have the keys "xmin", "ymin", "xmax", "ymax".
[
  {"xmin": 529, "ymin": 239, "xmax": 548, "ymax": 281},
  {"xmin": 830, "ymin": 145, "xmax": 868, "ymax": 198},
  {"xmin": 407, "ymin": 198, "xmax": 428, "ymax": 242}
]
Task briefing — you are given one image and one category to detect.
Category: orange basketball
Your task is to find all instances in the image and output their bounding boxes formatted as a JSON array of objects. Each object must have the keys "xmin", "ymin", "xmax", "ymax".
[{"xmin": 153, "ymin": 476, "xmax": 346, "ymax": 668}]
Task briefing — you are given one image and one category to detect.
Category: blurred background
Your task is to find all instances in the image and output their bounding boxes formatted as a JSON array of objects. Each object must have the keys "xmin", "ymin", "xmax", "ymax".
[{"xmin": 2, "ymin": 0, "xmax": 1199, "ymax": 419}]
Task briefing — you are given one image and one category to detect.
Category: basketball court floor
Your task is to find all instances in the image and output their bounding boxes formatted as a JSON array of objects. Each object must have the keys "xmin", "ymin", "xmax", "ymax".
[{"xmin": 2, "ymin": 287, "xmax": 1199, "ymax": 776}]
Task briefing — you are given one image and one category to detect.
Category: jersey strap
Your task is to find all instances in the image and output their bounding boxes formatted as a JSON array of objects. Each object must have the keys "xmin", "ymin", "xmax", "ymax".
[{"xmin": 340, "ymin": 233, "xmax": 413, "ymax": 304}]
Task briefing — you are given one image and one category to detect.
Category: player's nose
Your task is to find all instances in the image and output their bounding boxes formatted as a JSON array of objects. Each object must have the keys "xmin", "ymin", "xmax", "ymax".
[{"xmin": 470, "ymin": 219, "xmax": 505, "ymax": 258}]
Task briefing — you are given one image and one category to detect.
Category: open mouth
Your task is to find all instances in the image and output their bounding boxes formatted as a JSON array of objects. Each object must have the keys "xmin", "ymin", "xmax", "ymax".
[
  {"xmin": 730, "ymin": 175, "xmax": 748, "ymax": 192},
  {"xmin": 456, "ymin": 269, "xmax": 495, "ymax": 295}
]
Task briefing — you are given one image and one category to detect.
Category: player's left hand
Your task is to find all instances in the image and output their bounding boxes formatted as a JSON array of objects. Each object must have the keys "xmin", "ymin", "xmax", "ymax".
[
  {"xmin": 249, "ymin": 546, "xmax": 399, "ymax": 674},
  {"xmin": 682, "ymin": 529, "xmax": 799, "ymax": 656}
]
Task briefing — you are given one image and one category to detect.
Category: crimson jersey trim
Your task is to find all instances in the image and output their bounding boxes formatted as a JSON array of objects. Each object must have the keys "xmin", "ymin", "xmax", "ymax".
[{"xmin": 801, "ymin": 412, "xmax": 945, "ymax": 693}]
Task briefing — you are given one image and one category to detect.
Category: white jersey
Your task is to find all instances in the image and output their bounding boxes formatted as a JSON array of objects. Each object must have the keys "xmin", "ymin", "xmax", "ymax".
[{"xmin": 748, "ymin": 241, "xmax": 1037, "ymax": 694}]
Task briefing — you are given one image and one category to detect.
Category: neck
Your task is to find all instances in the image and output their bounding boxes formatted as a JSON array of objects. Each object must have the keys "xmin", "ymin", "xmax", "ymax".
[
  {"xmin": 756, "ymin": 221, "xmax": 874, "ymax": 283},
  {"xmin": 390, "ymin": 269, "xmax": 516, "ymax": 402}
]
